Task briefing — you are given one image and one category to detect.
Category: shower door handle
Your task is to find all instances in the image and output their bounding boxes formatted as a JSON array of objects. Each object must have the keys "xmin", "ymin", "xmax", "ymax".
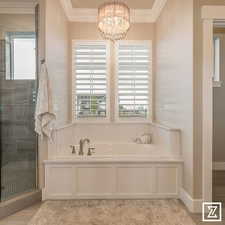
[{"xmin": 32, "ymin": 91, "xmax": 36, "ymax": 103}]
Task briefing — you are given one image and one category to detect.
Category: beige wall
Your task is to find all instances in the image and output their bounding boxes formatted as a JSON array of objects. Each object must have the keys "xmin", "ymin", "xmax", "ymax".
[
  {"xmin": 69, "ymin": 22, "xmax": 155, "ymax": 40},
  {"xmin": 213, "ymin": 32, "xmax": 225, "ymax": 162},
  {"xmin": 193, "ymin": 0, "xmax": 225, "ymax": 198},
  {"xmin": 0, "ymin": 14, "xmax": 35, "ymax": 39},
  {"xmin": 45, "ymin": 0, "xmax": 69, "ymax": 127},
  {"xmin": 38, "ymin": 0, "xmax": 69, "ymax": 188},
  {"xmin": 156, "ymin": 0, "xmax": 194, "ymax": 197}
]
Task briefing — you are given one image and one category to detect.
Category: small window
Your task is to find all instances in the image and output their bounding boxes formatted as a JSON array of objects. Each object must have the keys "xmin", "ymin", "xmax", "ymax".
[
  {"xmin": 116, "ymin": 41, "xmax": 152, "ymax": 121},
  {"xmin": 72, "ymin": 41, "xmax": 109, "ymax": 121},
  {"xmin": 213, "ymin": 37, "xmax": 220, "ymax": 83},
  {"xmin": 5, "ymin": 32, "xmax": 36, "ymax": 80}
]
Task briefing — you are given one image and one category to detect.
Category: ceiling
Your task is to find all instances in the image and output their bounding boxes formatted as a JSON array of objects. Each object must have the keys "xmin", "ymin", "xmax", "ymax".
[{"xmin": 71, "ymin": 0, "xmax": 156, "ymax": 9}]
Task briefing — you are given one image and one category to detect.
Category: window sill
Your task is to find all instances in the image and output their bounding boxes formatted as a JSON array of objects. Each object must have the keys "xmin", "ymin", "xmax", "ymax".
[
  {"xmin": 113, "ymin": 121, "xmax": 152, "ymax": 125},
  {"xmin": 71, "ymin": 120, "xmax": 152, "ymax": 125},
  {"xmin": 213, "ymin": 81, "xmax": 223, "ymax": 87},
  {"xmin": 72, "ymin": 119, "xmax": 111, "ymax": 124}
]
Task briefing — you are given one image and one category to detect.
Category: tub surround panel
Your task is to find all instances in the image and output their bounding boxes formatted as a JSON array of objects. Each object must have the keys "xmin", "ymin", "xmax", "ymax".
[
  {"xmin": 46, "ymin": 166, "xmax": 74, "ymax": 198},
  {"xmin": 48, "ymin": 123, "xmax": 181, "ymax": 159},
  {"xmin": 117, "ymin": 167, "xmax": 155, "ymax": 194},
  {"xmin": 77, "ymin": 167, "xmax": 114, "ymax": 195},
  {"xmin": 43, "ymin": 160, "xmax": 182, "ymax": 200}
]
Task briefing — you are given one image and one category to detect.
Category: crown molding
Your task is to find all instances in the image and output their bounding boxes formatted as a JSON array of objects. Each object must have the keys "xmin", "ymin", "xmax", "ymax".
[
  {"xmin": 0, "ymin": 2, "xmax": 36, "ymax": 14},
  {"xmin": 150, "ymin": 0, "xmax": 168, "ymax": 21},
  {"xmin": 60, "ymin": 0, "xmax": 167, "ymax": 23}
]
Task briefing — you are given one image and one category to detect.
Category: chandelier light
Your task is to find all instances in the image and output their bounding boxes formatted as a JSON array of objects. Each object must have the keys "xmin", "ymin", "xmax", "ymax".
[{"xmin": 98, "ymin": 1, "xmax": 130, "ymax": 41}]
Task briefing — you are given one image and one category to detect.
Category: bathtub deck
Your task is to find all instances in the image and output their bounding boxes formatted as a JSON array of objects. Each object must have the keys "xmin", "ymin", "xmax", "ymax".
[{"xmin": 44, "ymin": 156, "xmax": 183, "ymax": 164}]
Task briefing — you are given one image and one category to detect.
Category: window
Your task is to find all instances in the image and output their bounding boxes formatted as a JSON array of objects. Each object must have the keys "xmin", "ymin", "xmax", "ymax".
[
  {"xmin": 213, "ymin": 36, "xmax": 221, "ymax": 87},
  {"xmin": 5, "ymin": 32, "xmax": 36, "ymax": 80},
  {"xmin": 116, "ymin": 41, "xmax": 152, "ymax": 120},
  {"xmin": 72, "ymin": 41, "xmax": 109, "ymax": 121}
]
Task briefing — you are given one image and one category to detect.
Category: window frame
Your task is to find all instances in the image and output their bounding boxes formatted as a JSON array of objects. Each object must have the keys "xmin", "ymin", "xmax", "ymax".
[
  {"xmin": 5, "ymin": 31, "xmax": 36, "ymax": 80},
  {"xmin": 72, "ymin": 40, "xmax": 111, "ymax": 123},
  {"xmin": 115, "ymin": 40, "xmax": 153, "ymax": 123},
  {"xmin": 213, "ymin": 35, "xmax": 222, "ymax": 87}
]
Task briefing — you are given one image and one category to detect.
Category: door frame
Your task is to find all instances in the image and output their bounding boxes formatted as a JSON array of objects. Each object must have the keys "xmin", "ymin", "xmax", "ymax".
[{"xmin": 201, "ymin": 6, "xmax": 225, "ymax": 202}]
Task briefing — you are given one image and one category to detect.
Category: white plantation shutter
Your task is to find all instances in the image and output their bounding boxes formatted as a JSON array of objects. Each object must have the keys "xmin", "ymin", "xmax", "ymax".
[
  {"xmin": 117, "ymin": 42, "xmax": 151, "ymax": 118},
  {"xmin": 73, "ymin": 42, "xmax": 108, "ymax": 118}
]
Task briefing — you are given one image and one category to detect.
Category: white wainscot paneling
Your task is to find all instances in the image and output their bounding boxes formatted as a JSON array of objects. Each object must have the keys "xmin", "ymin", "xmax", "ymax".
[
  {"xmin": 157, "ymin": 167, "xmax": 178, "ymax": 194},
  {"xmin": 77, "ymin": 167, "xmax": 114, "ymax": 195},
  {"xmin": 45, "ymin": 166, "xmax": 75, "ymax": 199},
  {"xmin": 117, "ymin": 167, "xmax": 155, "ymax": 194},
  {"xmin": 43, "ymin": 161, "xmax": 183, "ymax": 200}
]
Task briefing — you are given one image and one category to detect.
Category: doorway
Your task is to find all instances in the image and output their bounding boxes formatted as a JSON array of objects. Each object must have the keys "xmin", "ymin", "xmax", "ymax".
[
  {"xmin": 202, "ymin": 5, "xmax": 225, "ymax": 203},
  {"xmin": 212, "ymin": 21, "xmax": 225, "ymax": 204}
]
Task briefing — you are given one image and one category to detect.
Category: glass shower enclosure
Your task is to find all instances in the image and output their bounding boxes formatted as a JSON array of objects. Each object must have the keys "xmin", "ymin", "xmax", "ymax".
[{"xmin": 0, "ymin": 10, "xmax": 38, "ymax": 201}]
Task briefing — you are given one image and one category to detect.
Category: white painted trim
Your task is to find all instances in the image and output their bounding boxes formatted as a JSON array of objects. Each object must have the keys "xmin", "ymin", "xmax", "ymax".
[
  {"xmin": 202, "ymin": 18, "xmax": 213, "ymax": 203},
  {"xmin": 213, "ymin": 81, "xmax": 223, "ymax": 87},
  {"xmin": 42, "ymin": 188, "xmax": 46, "ymax": 201},
  {"xmin": 114, "ymin": 40, "xmax": 153, "ymax": 123},
  {"xmin": 150, "ymin": 0, "xmax": 168, "ymax": 21},
  {"xmin": 179, "ymin": 188, "xmax": 203, "ymax": 213},
  {"xmin": 150, "ymin": 122, "xmax": 180, "ymax": 132},
  {"xmin": 71, "ymin": 40, "xmax": 111, "ymax": 123},
  {"xmin": 54, "ymin": 121, "xmax": 180, "ymax": 132},
  {"xmin": 44, "ymin": 158, "xmax": 184, "ymax": 164},
  {"xmin": 0, "ymin": 2, "xmax": 36, "ymax": 14},
  {"xmin": 42, "ymin": 192, "xmax": 179, "ymax": 200},
  {"xmin": 60, "ymin": 0, "xmax": 167, "ymax": 23},
  {"xmin": 59, "ymin": 0, "xmax": 73, "ymax": 20},
  {"xmin": 213, "ymin": 162, "xmax": 225, "ymax": 171},
  {"xmin": 43, "ymin": 162, "xmax": 182, "ymax": 200},
  {"xmin": 201, "ymin": 5, "xmax": 225, "ymax": 204}
]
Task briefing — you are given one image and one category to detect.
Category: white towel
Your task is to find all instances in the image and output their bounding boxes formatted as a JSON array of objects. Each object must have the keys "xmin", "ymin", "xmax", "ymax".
[{"xmin": 35, "ymin": 62, "xmax": 56, "ymax": 141}]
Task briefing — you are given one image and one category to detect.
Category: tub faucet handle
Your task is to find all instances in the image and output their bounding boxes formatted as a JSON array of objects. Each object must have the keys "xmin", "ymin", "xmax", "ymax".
[
  {"xmin": 133, "ymin": 137, "xmax": 142, "ymax": 144},
  {"xmin": 70, "ymin": 145, "xmax": 76, "ymax": 154},
  {"xmin": 79, "ymin": 138, "xmax": 90, "ymax": 156},
  {"xmin": 87, "ymin": 147, "xmax": 95, "ymax": 156}
]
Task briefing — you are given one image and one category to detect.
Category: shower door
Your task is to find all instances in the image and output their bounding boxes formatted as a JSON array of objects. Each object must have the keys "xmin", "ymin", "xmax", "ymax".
[{"xmin": 0, "ymin": 13, "xmax": 38, "ymax": 201}]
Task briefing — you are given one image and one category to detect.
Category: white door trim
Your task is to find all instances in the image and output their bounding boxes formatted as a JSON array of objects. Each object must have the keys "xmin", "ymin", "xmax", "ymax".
[
  {"xmin": 201, "ymin": 5, "xmax": 225, "ymax": 202},
  {"xmin": 202, "ymin": 18, "xmax": 213, "ymax": 203}
]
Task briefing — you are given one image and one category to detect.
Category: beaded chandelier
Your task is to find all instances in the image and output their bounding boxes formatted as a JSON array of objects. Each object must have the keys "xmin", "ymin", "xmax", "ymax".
[{"xmin": 98, "ymin": 1, "xmax": 130, "ymax": 41}]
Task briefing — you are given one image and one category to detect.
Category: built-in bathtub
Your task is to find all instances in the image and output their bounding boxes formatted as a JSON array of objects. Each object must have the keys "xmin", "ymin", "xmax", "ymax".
[
  {"xmin": 43, "ymin": 123, "xmax": 183, "ymax": 200},
  {"xmin": 43, "ymin": 142, "xmax": 183, "ymax": 200}
]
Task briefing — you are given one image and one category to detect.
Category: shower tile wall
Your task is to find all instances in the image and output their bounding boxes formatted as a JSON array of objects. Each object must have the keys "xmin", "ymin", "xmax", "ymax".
[{"xmin": 0, "ymin": 40, "xmax": 37, "ymax": 201}]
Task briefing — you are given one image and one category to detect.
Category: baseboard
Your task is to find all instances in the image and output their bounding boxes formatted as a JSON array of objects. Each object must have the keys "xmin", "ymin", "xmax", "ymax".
[
  {"xmin": 0, "ymin": 190, "xmax": 42, "ymax": 219},
  {"xmin": 42, "ymin": 188, "xmax": 46, "ymax": 201},
  {"xmin": 179, "ymin": 188, "xmax": 202, "ymax": 213},
  {"xmin": 213, "ymin": 162, "xmax": 225, "ymax": 171}
]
